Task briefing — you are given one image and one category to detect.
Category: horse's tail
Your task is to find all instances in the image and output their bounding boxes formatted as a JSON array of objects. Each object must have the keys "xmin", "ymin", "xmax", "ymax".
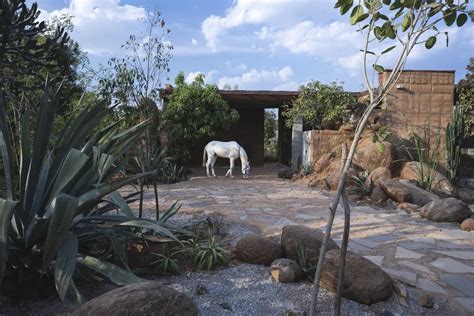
[{"xmin": 202, "ymin": 145, "xmax": 207, "ymax": 167}]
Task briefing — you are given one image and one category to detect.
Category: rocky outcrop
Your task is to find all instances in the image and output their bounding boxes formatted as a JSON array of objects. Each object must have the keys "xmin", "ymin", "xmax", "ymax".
[
  {"xmin": 461, "ymin": 217, "xmax": 474, "ymax": 232},
  {"xmin": 353, "ymin": 137, "xmax": 395, "ymax": 173},
  {"xmin": 234, "ymin": 235, "xmax": 282, "ymax": 266},
  {"xmin": 399, "ymin": 161, "xmax": 457, "ymax": 197},
  {"xmin": 365, "ymin": 167, "xmax": 392, "ymax": 187},
  {"xmin": 420, "ymin": 198, "xmax": 472, "ymax": 223},
  {"xmin": 270, "ymin": 258, "xmax": 302, "ymax": 283},
  {"xmin": 72, "ymin": 282, "xmax": 198, "ymax": 316},
  {"xmin": 314, "ymin": 153, "xmax": 334, "ymax": 173},
  {"xmin": 379, "ymin": 178, "xmax": 411, "ymax": 203},
  {"xmin": 281, "ymin": 225, "xmax": 339, "ymax": 267},
  {"xmin": 399, "ymin": 180, "xmax": 440, "ymax": 206},
  {"xmin": 371, "ymin": 187, "xmax": 387, "ymax": 203},
  {"xmin": 321, "ymin": 250, "xmax": 393, "ymax": 305},
  {"xmin": 398, "ymin": 202, "xmax": 420, "ymax": 214}
]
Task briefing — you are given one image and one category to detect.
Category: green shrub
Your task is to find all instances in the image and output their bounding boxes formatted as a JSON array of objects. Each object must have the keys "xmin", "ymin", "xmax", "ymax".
[
  {"xmin": 283, "ymin": 81, "xmax": 355, "ymax": 130},
  {"xmin": 0, "ymin": 82, "xmax": 184, "ymax": 302}
]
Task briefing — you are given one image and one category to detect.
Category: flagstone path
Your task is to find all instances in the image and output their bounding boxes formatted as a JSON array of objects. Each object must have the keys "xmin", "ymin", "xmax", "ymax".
[{"xmin": 139, "ymin": 166, "xmax": 474, "ymax": 315}]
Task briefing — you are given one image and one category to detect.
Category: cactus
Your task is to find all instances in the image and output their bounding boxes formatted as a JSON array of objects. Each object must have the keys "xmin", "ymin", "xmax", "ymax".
[{"xmin": 446, "ymin": 105, "xmax": 466, "ymax": 183}]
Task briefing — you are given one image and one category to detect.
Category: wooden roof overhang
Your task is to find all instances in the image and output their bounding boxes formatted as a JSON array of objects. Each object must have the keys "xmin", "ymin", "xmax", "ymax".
[{"xmin": 218, "ymin": 90, "xmax": 299, "ymax": 109}]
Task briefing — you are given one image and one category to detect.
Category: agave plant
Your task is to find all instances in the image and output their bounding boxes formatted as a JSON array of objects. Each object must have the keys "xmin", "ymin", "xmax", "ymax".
[{"xmin": 0, "ymin": 82, "xmax": 182, "ymax": 303}]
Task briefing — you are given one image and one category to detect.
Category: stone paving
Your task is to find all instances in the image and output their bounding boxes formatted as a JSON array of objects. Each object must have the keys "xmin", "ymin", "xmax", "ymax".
[{"xmin": 138, "ymin": 166, "xmax": 474, "ymax": 315}]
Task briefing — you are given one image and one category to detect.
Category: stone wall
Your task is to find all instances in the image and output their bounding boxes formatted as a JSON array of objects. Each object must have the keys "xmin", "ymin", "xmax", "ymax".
[
  {"xmin": 305, "ymin": 130, "xmax": 353, "ymax": 163},
  {"xmin": 378, "ymin": 70, "xmax": 455, "ymax": 165}
]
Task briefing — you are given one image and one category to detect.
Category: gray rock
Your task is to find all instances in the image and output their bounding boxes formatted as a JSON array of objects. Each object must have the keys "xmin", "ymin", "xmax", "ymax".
[
  {"xmin": 379, "ymin": 178, "xmax": 411, "ymax": 203},
  {"xmin": 399, "ymin": 180, "xmax": 440, "ymax": 206},
  {"xmin": 461, "ymin": 217, "xmax": 474, "ymax": 232},
  {"xmin": 321, "ymin": 250, "xmax": 394, "ymax": 305},
  {"xmin": 281, "ymin": 225, "xmax": 339, "ymax": 267},
  {"xmin": 271, "ymin": 258, "xmax": 302, "ymax": 283},
  {"xmin": 365, "ymin": 167, "xmax": 392, "ymax": 187},
  {"xmin": 420, "ymin": 198, "xmax": 472, "ymax": 223},
  {"xmin": 234, "ymin": 235, "xmax": 282, "ymax": 266},
  {"xmin": 72, "ymin": 282, "xmax": 198, "ymax": 316},
  {"xmin": 371, "ymin": 186, "xmax": 387, "ymax": 203},
  {"xmin": 398, "ymin": 202, "xmax": 420, "ymax": 214},
  {"xmin": 399, "ymin": 161, "xmax": 457, "ymax": 197},
  {"xmin": 419, "ymin": 294, "xmax": 434, "ymax": 308}
]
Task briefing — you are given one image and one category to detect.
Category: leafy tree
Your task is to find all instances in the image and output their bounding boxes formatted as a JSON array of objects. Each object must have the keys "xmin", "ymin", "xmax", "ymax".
[
  {"xmin": 283, "ymin": 81, "xmax": 355, "ymax": 130},
  {"xmin": 163, "ymin": 73, "xmax": 239, "ymax": 163},
  {"xmin": 456, "ymin": 57, "xmax": 474, "ymax": 138},
  {"xmin": 264, "ymin": 110, "xmax": 277, "ymax": 145},
  {"xmin": 309, "ymin": 2, "xmax": 473, "ymax": 315}
]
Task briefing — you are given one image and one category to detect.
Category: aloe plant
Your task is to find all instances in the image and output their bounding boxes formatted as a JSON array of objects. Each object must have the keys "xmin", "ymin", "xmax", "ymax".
[{"xmin": 0, "ymin": 81, "xmax": 182, "ymax": 302}]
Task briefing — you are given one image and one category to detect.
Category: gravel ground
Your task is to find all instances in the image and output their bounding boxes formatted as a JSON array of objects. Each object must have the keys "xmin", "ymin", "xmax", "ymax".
[
  {"xmin": 167, "ymin": 263, "xmax": 454, "ymax": 316},
  {"xmin": 0, "ymin": 214, "xmax": 458, "ymax": 315}
]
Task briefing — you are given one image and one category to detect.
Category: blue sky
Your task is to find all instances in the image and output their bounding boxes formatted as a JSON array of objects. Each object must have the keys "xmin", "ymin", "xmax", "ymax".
[{"xmin": 38, "ymin": 0, "xmax": 474, "ymax": 92}]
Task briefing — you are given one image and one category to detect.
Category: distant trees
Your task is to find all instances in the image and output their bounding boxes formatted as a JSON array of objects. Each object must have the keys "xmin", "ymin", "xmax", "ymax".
[
  {"xmin": 283, "ymin": 81, "xmax": 355, "ymax": 130},
  {"xmin": 456, "ymin": 57, "xmax": 473, "ymax": 138},
  {"xmin": 162, "ymin": 73, "xmax": 239, "ymax": 163}
]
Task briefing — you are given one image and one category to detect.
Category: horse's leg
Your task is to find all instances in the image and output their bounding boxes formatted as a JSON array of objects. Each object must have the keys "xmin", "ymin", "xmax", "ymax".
[
  {"xmin": 206, "ymin": 157, "xmax": 212, "ymax": 178},
  {"xmin": 228, "ymin": 158, "xmax": 235, "ymax": 179},
  {"xmin": 211, "ymin": 155, "xmax": 217, "ymax": 177}
]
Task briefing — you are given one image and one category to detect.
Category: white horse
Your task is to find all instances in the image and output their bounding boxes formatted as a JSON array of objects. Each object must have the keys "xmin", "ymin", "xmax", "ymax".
[{"xmin": 202, "ymin": 141, "xmax": 250, "ymax": 179}]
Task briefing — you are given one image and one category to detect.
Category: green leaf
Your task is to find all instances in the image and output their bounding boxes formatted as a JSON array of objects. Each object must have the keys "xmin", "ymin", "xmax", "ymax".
[
  {"xmin": 456, "ymin": 13, "xmax": 468, "ymax": 27},
  {"xmin": 350, "ymin": 5, "xmax": 364, "ymax": 25},
  {"xmin": 373, "ymin": 64, "xmax": 385, "ymax": 73},
  {"xmin": 443, "ymin": 10, "xmax": 457, "ymax": 26},
  {"xmin": 401, "ymin": 11, "xmax": 413, "ymax": 32},
  {"xmin": 356, "ymin": 13, "xmax": 370, "ymax": 23},
  {"xmin": 42, "ymin": 194, "xmax": 79, "ymax": 271},
  {"xmin": 0, "ymin": 98, "xmax": 14, "ymax": 201},
  {"xmin": 382, "ymin": 0, "xmax": 391, "ymax": 4},
  {"xmin": 383, "ymin": 22, "xmax": 396, "ymax": 39},
  {"xmin": 119, "ymin": 219, "xmax": 180, "ymax": 242},
  {"xmin": 24, "ymin": 79, "xmax": 60, "ymax": 213},
  {"xmin": 19, "ymin": 110, "xmax": 32, "ymax": 203},
  {"xmin": 77, "ymin": 173, "xmax": 151, "ymax": 213},
  {"xmin": 0, "ymin": 199, "xmax": 17, "ymax": 283},
  {"xmin": 55, "ymin": 232, "xmax": 78, "ymax": 301},
  {"xmin": 425, "ymin": 36, "xmax": 437, "ymax": 49},
  {"xmin": 50, "ymin": 149, "xmax": 89, "ymax": 200},
  {"xmin": 77, "ymin": 255, "xmax": 146, "ymax": 285},
  {"xmin": 381, "ymin": 46, "xmax": 396, "ymax": 54},
  {"xmin": 360, "ymin": 49, "xmax": 376, "ymax": 55},
  {"xmin": 104, "ymin": 191, "xmax": 135, "ymax": 219}
]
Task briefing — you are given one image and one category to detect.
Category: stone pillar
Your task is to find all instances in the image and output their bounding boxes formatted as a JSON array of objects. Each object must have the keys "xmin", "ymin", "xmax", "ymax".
[{"xmin": 291, "ymin": 116, "xmax": 303, "ymax": 170}]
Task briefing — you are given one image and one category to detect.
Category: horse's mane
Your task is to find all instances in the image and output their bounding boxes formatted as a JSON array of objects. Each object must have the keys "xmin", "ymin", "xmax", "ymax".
[{"xmin": 239, "ymin": 146, "xmax": 248, "ymax": 162}]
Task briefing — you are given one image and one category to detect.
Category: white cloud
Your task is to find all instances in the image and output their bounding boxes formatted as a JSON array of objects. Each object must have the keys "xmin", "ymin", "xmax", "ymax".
[
  {"xmin": 185, "ymin": 70, "xmax": 218, "ymax": 84},
  {"xmin": 201, "ymin": 0, "xmax": 320, "ymax": 49},
  {"xmin": 217, "ymin": 66, "xmax": 294, "ymax": 89},
  {"xmin": 42, "ymin": 0, "xmax": 147, "ymax": 57},
  {"xmin": 192, "ymin": 38, "xmax": 198, "ymax": 46}
]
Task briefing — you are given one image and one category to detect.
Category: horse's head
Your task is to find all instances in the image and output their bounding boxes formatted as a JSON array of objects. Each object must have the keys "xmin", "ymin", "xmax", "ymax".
[{"xmin": 241, "ymin": 162, "xmax": 250, "ymax": 179}]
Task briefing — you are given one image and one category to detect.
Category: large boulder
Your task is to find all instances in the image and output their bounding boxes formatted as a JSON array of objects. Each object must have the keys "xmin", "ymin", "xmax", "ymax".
[
  {"xmin": 399, "ymin": 180, "xmax": 440, "ymax": 206},
  {"xmin": 461, "ymin": 217, "xmax": 474, "ymax": 232},
  {"xmin": 271, "ymin": 258, "xmax": 302, "ymax": 283},
  {"xmin": 321, "ymin": 250, "xmax": 393, "ymax": 305},
  {"xmin": 365, "ymin": 167, "xmax": 392, "ymax": 187},
  {"xmin": 399, "ymin": 162, "xmax": 457, "ymax": 197},
  {"xmin": 234, "ymin": 235, "xmax": 282, "ymax": 266},
  {"xmin": 420, "ymin": 198, "xmax": 472, "ymax": 223},
  {"xmin": 326, "ymin": 160, "xmax": 359, "ymax": 191},
  {"xmin": 353, "ymin": 137, "xmax": 395, "ymax": 173},
  {"xmin": 379, "ymin": 178, "xmax": 411, "ymax": 203},
  {"xmin": 281, "ymin": 225, "xmax": 339, "ymax": 267},
  {"xmin": 458, "ymin": 187, "xmax": 474, "ymax": 204},
  {"xmin": 72, "ymin": 282, "xmax": 197, "ymax": 316},
  {"xmin": 314, "ymin": 153, "xmax": 334, "ymax": 172},
  {"xmin": 370, "ymin": 187, "xmax": 387, "ymax": 203}
]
